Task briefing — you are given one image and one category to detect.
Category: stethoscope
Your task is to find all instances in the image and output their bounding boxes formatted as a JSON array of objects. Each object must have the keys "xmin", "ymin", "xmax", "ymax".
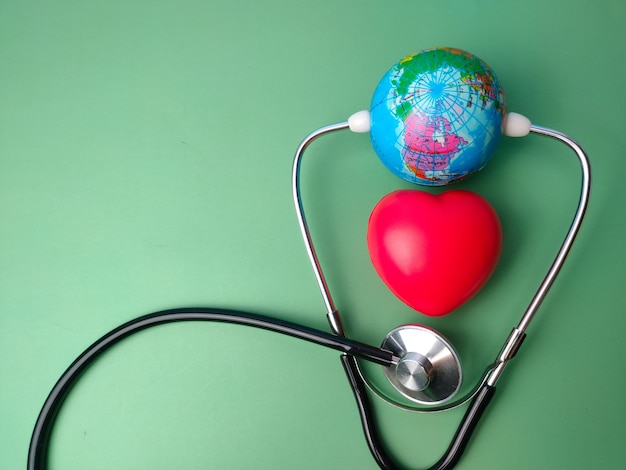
[{"xmin": 28, "ymin": 47, "xmax": 591, "ymax": 469}]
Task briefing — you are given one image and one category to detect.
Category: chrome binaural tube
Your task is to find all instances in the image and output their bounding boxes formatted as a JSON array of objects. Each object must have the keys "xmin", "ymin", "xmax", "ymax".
[
  {"xmin": 291, "ymin": 121, "xmax": 350, "ymax": 336},
  {"xmin": 486, "ymin": 125, "xmax": 591, "ymax": 387}
]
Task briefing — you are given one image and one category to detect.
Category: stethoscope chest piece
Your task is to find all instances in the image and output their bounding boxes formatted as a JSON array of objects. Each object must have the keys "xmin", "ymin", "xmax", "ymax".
[{"xmin": 381, "ymin": 325, "xmax": 462, "ymax": 405}]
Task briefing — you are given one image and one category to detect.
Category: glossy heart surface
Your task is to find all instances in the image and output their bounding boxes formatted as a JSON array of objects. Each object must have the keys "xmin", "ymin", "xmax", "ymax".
[{"xmin": 367, "ymin": 189, "xmax": 502, "ymax": 316}]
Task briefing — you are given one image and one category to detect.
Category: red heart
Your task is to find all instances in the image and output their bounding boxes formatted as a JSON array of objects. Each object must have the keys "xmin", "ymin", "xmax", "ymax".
[{"xmin": 367, "ymin": 189, "xmax": 502, "ymax": 316}]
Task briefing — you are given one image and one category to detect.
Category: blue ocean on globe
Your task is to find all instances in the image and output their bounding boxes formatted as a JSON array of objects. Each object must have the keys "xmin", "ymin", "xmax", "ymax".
[{"xmin": 370, "ymin": 47, "xmax": 506, "ymax": 186}]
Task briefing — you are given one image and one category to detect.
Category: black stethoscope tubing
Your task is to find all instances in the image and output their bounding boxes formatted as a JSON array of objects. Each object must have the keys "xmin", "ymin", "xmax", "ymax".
[
  {"xmin": 27, "ymin": 307, "xmax": 492, "ymax": 470},
  {"xmin": 342, "ymin": 353, "xmax": 496, "ymax": 470}
]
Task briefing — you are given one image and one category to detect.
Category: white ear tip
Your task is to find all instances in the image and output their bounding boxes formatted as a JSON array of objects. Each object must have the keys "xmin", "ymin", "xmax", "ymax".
[
  {"xmin": 348, "ymin": 110, "xmax": 371, "ymax": 133},
  {"xmin": 503, "ymin": 112, "xmax": 532, "ymax": 137}
]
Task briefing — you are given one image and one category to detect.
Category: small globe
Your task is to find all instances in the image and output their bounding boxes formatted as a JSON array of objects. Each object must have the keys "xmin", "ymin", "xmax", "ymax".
[{"xmin": 370, "ymin": 47, "xmax": 506, "ymax": 186}]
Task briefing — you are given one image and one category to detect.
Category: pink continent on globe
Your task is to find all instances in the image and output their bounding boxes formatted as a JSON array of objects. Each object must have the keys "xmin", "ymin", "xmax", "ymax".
[{"xmin": 402, "ymin": 112, "xmax": 467, "ymax": 175}]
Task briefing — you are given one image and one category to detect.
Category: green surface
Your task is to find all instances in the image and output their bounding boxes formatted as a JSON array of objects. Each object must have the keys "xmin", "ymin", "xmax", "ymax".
[{"xmin": 0, "ymin": 0, "xmax": 624, "ymax": 469}]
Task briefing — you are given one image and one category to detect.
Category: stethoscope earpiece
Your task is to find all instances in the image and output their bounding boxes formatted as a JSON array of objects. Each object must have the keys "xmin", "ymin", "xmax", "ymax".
[{"xmin": 502, "ymin": 111, "xmax": 532, "ymax": 137}]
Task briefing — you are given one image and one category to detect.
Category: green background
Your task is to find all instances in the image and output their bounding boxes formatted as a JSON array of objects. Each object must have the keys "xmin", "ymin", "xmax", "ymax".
[{"xmin": 1, "ymin": 0, "xmax": 624, "ymax": 468}]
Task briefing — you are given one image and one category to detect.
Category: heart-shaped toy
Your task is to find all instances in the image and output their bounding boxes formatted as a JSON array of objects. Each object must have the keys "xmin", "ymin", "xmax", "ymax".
[{"xmin": 367, "ymin": 189, "xmax": 502, "ymax": 316}]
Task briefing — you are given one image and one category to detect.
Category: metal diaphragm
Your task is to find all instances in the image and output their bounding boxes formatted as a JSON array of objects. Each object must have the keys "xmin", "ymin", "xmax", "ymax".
[{"xmin": 381, "ymin": 325, "xmax": 462, "ymax": 405}]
